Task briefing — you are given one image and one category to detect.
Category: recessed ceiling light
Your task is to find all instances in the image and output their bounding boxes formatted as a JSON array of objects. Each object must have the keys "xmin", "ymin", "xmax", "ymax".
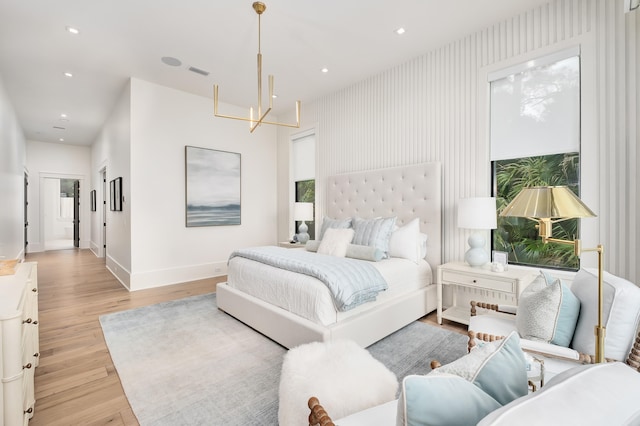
[
  {"xmin": 64, "ymin": 72, "xmax": 73, "ymax": 78},
  {"xmin": 161, "ymin": 56, "xmax": 182, "ymax": 67},
  {"xmin": 321, "ymin": 67, "xmax": 329, "ymax": 73},
  {"xmin": 66, "ymin": 26, "xmax": 80, "ymax": 35},
  {"xmin": 59, "ymin": 138, "xmax": 65, "ymax": 142},
  {"xmin": 60, "ymin": 113, "xmax": 67, "ymax": 118},
  {"xmin": 395, "ymin": 27, "xmax": 406, "ymax": 35},
  {"xmin": 272, "ymin": 94, "xmax": 278, "ymax": 99}
]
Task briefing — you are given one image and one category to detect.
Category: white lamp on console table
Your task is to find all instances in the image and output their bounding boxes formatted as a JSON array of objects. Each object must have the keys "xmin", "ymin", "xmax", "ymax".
[
  {"xmin": 294, "ymin": 202, "xmax": 314, "ymax": 244},
  {"xmin": 457, "ymin": 197, "xmax": 497, "ymax": 267}
]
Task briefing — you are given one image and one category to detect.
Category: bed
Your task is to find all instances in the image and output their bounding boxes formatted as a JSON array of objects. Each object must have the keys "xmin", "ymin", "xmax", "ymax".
[{"xmin": 216, "ymin": 162, "xmax": 442, "ymax": 348}]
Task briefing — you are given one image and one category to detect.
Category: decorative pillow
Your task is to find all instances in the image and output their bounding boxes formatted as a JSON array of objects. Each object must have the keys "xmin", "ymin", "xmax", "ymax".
[
  {"xmin": 397, "ymin": 374, "xmax": 501, "ymax": 426},
  {"xmin": 571, "ymin": 268, "xmax": 640, "ymax": 361},
  {"xmin": 306, "ymin": 240, "xmax": 383, "ymax": 262},
  {"xmin": 515, "ymin": 271, "xmax": 580, "ymax": 347},
  {"xmin": 388, "ymin": 218, "xmax": 420, "ymax": 263},
  {"xmin": 319, "ymin": 217, "xmax": 352, "ymax": 240},
  {"xmin": 418, "ymin": 233, "xmax": 428, "ymax": 259},
  {"xmin": 344, "ymin": 244, "xmax": 384, "ymax": 262},
  {"xmin": 351, "ymin": 216, "xmax": 396, "ymax": 258},
  {"xmin": 431, "ymin": 331, "xmax": 528, "ymax": 406},
  {"xmin": 317, "ymin": 228, "xmax": 355, "ymax": 257},
  {"xmin": 305, "ymin": 240, "xmax": 321, "ymax": 252}
]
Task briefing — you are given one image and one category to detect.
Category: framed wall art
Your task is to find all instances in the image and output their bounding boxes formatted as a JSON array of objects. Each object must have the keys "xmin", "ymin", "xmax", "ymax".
[
  {"xmin": 185, "ymin": 146, "xmax": 241, "ymax": 227},
  {"xmin": 110, "ymin": 177, "xmax": 123, "ymax": 211}
]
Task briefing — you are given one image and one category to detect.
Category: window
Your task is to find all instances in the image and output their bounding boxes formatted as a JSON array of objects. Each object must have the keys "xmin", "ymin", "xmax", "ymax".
[
  {"xmin": 291, "ymin": 131, "xmax": 316, "ymax": 239},
  {"xmin": 490, "ymin": 50, "xmax": 581, "ymax": 270}
]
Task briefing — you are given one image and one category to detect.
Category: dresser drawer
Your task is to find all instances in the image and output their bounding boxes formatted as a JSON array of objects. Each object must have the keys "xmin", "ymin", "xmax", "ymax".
[{"xmin": 441, "ymin": 270, "xmax": 516, "ymax": 293}]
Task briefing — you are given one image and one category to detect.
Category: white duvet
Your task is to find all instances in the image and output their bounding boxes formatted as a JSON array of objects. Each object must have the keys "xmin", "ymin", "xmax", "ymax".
[{"xmin": 226, "ymin": 255, "xmax": 433, "ymax": 326}]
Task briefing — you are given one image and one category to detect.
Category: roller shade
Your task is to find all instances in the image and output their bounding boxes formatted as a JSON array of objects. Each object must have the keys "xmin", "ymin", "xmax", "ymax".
[
  {"xmin": 490, "ymin": 50, "xmax": 580, "ymax": 161},
  {"xmin": 292, "ymin": 133, "xmax": 315, "ymax": 181}
]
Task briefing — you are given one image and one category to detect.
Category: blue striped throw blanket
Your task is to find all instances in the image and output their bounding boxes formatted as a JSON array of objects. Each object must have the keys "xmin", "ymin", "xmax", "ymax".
[{"xmin": 229, "ymin": 246, "xmax": 388, "ymax": 311}]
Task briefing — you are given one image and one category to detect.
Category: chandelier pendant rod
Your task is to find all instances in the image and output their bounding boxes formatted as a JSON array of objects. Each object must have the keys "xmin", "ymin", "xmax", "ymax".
[{"xmin": 213, "ymin": 2, "xmax": 301, "ymax": 133}]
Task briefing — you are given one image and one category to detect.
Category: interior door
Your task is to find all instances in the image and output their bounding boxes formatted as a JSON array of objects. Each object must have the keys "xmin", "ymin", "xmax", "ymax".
[
  {"xmin": 102, "ymin": 171, "xmax": 107, "ymax": 257},
  {"xmin": 24, "ymin": 172, "xmax": 28, "ymax": 252},
  {"xmin": 73, "ymin": 180, "xmax": 80, "ymax": 248}
]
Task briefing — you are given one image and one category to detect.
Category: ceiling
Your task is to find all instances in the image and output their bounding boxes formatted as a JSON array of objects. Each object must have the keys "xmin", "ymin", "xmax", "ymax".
[{"xmin": 0, "ymin": 0, "xmax": 551, "ymax": 146}]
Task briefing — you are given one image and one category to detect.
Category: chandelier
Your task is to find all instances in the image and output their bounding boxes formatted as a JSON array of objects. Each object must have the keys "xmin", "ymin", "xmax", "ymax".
[{"xmin": 214, "ymin": 2, "xmax": 301, "ymax": 133}]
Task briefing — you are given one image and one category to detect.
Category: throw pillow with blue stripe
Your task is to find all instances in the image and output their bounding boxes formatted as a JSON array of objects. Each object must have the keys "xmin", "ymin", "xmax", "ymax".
[{"xmin": 351, "ymin": 216, "xmax": 396, "ymax": 258}]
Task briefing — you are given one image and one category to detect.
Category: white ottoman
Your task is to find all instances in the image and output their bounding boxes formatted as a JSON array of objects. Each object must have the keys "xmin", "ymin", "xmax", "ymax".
[{"xmin": 278, "ymin": 339, "xmax": 398, "ymax": 426}]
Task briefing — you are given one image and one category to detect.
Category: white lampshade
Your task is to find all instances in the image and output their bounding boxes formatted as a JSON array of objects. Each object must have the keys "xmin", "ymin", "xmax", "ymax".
[
  {"xmin": 457, "ymin": 197, "xmax": 497, "ymax": 267},
  {"xmin": 458, "ymin": 197, "xmax": 497, "ymax": 230},
  {"xmin": 294, "ymin": 202, "xmax": 314, "ymax": 221}
]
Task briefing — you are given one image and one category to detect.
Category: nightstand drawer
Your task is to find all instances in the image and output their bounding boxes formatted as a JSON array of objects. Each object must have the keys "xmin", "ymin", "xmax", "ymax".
[{"xmin": 441, "ymin": 270, "xmax": 515, "ymax": 293}]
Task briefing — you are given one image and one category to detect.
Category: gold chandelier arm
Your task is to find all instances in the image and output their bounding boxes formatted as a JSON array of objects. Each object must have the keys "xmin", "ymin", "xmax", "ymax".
[{"xmin": 250, "ymin": 107, "xmax": 272, "ymax": 133}]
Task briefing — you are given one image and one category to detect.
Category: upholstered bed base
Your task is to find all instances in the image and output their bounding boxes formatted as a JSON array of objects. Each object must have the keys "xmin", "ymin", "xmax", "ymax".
[
  {"xmin": 217, "ymin": 162, "xmax": 443, "ymax": 348},
  {"xmin": 217, "ymin": 282, "xmax": 437, "ymax": 348}
]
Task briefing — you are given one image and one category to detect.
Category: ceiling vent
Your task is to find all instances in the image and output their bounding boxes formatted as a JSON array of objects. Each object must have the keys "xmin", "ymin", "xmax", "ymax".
[
  {"xmin": 53, "ymin": 126, "xmax": 66, "ymax": 130},
  {"xmin": 188, "ymin": 66, "xmax": 210, "ymax": 77}
]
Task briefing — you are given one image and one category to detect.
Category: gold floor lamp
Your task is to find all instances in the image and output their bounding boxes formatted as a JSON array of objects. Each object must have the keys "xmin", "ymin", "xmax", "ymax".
[{"xmin": 500, "ymin": 186, "xmax": 605, "ymax": 363}]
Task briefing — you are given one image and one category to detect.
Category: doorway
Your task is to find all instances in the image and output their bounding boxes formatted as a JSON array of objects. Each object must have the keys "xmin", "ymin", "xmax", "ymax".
[{"xmin": 43, "ymin": 177, "xmax": 78, "ymax": 251}]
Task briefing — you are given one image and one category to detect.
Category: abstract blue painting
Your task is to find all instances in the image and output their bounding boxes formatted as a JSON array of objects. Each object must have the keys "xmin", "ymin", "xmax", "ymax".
[{"xmin": 185, "ymin": 146, "xmax": 241, "ymax": 227}]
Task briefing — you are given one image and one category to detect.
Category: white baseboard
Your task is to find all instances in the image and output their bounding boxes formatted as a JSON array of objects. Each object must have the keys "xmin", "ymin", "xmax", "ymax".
[
  {"xmin": 129, "ymin": 261, "xmax": 227, "ymax": 291},
  {"xmin": 106, "ymin": 255, "xmax": 131, "ymax": 290},
  {"xmin": 26, "ymin": 243, "xmax": 44, "ymax": 253}
]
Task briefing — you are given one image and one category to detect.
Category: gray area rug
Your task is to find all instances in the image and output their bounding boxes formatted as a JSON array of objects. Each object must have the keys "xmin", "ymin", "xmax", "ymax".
[{"xmin": 100, "ymin": 293, "xmax": 467, "ymax": 425}]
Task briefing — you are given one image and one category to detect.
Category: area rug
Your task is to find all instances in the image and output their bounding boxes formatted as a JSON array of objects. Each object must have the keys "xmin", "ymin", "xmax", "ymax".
[{"xmin": 100, "ymin": 293, "xmax": 467, "ymax": 425}]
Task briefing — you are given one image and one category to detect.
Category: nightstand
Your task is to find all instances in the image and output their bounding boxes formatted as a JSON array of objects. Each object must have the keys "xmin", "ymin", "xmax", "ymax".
[
  {"xmin": 278, "ymin": 241, "xmax": 305, "ymax": 250},
  {"xmin": 436, "ymin": 261, "xmax": 537, "ymax": 325}
]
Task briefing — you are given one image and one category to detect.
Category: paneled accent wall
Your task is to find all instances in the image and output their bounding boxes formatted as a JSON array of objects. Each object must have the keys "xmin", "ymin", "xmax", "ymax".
[{"xmin": 278, "ymin": 0, "xmax": 639, "ymax": 282}]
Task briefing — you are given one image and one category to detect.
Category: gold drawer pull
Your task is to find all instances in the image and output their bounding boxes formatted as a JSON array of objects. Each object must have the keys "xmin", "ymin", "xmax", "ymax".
[
  {"xmin": 23, "ymin": 318, "xmax": 32, "ymax": 324},
  {"xmin": 24, "ymin": 363, "xmax": 32, "ymax": 369},
  {"xmin": 32, "ymin": 288, "xmax": 37, "ymax": 293},
  {"xmin": 33, "ymin": 320, "xmax": 38, "ymax": 325},
  {"xmin": 34, "ymin": 352, "xmax": 40, "ymax": 358},
  {"xmin": 24, "ymin": 407, "xmax": 33, "ymax": 414}
]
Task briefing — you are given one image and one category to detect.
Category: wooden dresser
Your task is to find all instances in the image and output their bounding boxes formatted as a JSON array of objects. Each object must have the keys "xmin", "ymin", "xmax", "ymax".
[{"xmin": 0, "ymin": 262, "xmax": 38, "ymax": 426}]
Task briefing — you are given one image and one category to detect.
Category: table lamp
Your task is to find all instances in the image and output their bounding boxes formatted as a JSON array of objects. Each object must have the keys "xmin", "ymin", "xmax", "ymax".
[
  {"xmin": 500, "ymin": 185, "xmax": 605, "ymax": 363},
  {"xmin": 294, "ymin": 202, "xmax": 314, "ymax": 244},
  {"xmin": 457, "ymin": 197, "xmax": 497, "ymax": 266}
]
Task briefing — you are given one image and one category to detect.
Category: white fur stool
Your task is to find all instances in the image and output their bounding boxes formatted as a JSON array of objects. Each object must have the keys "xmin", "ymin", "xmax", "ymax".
[{"xmin": 278, "ymin": 339, "xmax": 398, "ymax": 426}]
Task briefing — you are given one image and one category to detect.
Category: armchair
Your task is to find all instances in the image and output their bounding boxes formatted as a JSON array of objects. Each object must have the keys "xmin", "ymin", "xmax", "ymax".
[{"xmin": 468, "ymin": 268, "xmax": 640, "ymax": 380}]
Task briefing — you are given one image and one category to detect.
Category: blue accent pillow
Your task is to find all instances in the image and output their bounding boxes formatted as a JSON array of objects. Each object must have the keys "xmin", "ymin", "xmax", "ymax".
[
  {"xmin": 397, "ymin": 375, "xmax": 501, "ymax": 426},
  {"xmin": 432, "ymin": 331, "xmax": 528, "ymax": 406},
  {"xmin": 319, "ymin": 217, "xmax": 352, "ymax": 240},
  {"xmin": 351, "ymin": 217, "xmax": 396, "ymax": 258},
  {"xmin": 516, "ymin": 271, "xmax": 581, "ymax": 347},
  {"xmin": 397, "ymin": 332, "xmax": 528, "ymax": 425}
]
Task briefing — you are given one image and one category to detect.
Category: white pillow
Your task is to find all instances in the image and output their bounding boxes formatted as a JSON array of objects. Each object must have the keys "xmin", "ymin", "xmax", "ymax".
[
  {"xmin": 388, "ymin": 218, "xmax": 420, "ymax": 263},
  {"xmin": 571, "ymin": 268, "xmax": 640, "ymax": 361},
  {"xmin": 317, "ymin": 228, "xmax": 355, "ymax": 257},
  {"xmin": 418, "ymin": 233, "xmax": 428, "ymax": 258}
]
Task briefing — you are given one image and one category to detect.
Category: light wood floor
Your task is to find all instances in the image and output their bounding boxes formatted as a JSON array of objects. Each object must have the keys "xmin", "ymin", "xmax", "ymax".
[{"xmin": 26, "ymin": 248, "xmax": 465, "ymax": 425}]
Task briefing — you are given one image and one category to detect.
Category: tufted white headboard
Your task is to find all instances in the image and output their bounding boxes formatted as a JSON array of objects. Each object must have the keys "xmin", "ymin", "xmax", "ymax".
[{"xmin": 326, "ymin": 162, "xmax": 442, "ymax": 269}]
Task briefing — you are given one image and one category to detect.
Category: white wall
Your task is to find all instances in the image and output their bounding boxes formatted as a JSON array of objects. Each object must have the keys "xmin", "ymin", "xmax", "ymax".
[
  {"xmin": 25, "ymin": 140, "xmax": 92, "ymax": 252},
  {"xmin": 0, "ymin": 76, "xmax": 26, "ymax": 260},
  {"xmin": 128, "ymin": 79, "xmax": 278, "ymax": 290},
  {"xmin": 91, "ymin": 82, "xmax": 132, "ymax": 287},
  {"xmin": 277, "ymin": 0, "xmax": 639, "ymax": 282},
  {"xmin": 91, "ymin": 78, "xmax": 278, "ymax": 290}
]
